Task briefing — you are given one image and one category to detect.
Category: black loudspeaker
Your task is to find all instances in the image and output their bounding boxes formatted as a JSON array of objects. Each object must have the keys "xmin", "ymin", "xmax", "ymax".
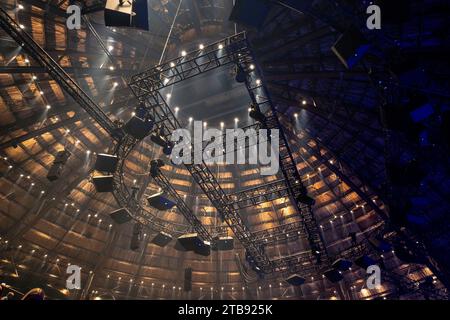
[
  {"xmin": 354, "ymin": 255, "xmax": 376, "ymax": 269},
  {"xmin": 92, "ymin": 175, "xmax": 115, "ymax": 192},
  {"xmin": 331, "ymin": 28, "xmax": 370, "ymax": 69},
  {"xmin": 147, "ymin": 191, "xmax": 176, "ymax": 210},
  {"xmin": 94, "ymin": 153, "xmax": 119, "ymax": 173},
  {"xmin": 184, "ymin": 268, "xmax": 192, "ymax": 292},
  {"xmin": 194, "ymin": 240, "xmax": 211, "ymax": 257},
  {"xmin": 177, "ymin": 233, "xmax": 203, "ymax": 251},
  {"xmin": 332, "ymin": 259, "xmax": 352, "ymax": 271},
  {"xmin": 323, "ymin": 269, "xmax": 343, "ymax": 283},
  {"xmin": 151, "ymin": 231, "xmax": 173, "ymax": 247},
  {"xmin": 285, "ymin": 274, "xmax": 306, "ymax": 286},
  {"xmin": 47, "ymin": 150, "xmax": 71, "ymax": 181},
  {"xmin": 229, "ymin": 0, "xmax": 271, "ymax": 30},
  {"xmin": 109, "ymin": 208, "xmax": 132, "ymax": 224},
  {"xmin": 104, "ymin": 0, "xmax": 150, "ymax": 30},
  {"xmin": 212, "ymin": 236, "xmax": 234, "ymax": 251},
  {"xmin": 124, "ymin": 116, "xmax": 154, "ymax": 140},
  {"xmin": 130, "ymin": 222, "xmax": 143, "ymax": 251}
]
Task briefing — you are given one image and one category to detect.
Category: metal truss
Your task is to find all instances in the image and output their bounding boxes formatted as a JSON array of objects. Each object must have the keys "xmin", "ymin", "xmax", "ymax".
[
  {"xmin": 0, "ymin": 8, "xmax": 123, "ymax": 141},
  {"xmin": 128, "ymin": 32, "xmax": 327, "ymax": 273},
  {"xmin": 151, "ymin": 165, "xmax": 212, "ymax": 241},
  {"xmin": 253, "ymin": 221, "xmax": 306, "ymax": 247},
  {"xmin": 228, "ymin": 179, "xmax": 291, "ymax": 210}
]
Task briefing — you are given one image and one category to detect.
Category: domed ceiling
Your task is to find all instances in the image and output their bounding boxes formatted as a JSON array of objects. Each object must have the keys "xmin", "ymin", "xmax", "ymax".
[{"xmin": 0, "ymin": 0, "xmax": 448, "ymax": 300}]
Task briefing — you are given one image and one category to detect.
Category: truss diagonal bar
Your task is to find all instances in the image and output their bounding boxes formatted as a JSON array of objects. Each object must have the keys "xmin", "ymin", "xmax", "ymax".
[
  {"xmin": 228, "ymin": 179, "xmax": 291, "ymax": 210},
  {"xmin": 0, "ymin": 8, "xmax": 123, "ymax": 141},
  {"xmin": 151, "ymin": 166, "xmax": 212, "ymax": 241}
]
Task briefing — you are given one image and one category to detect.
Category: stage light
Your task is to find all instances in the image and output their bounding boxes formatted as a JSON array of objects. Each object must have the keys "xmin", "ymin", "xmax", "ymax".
[
  {"xmin": 256, "ymin": 79, "xmax": 261, "ymax": 85},
  {"xmin": 235, "ymin": 65, "xmax": 246, "ymax": 83},
  {"xmin": 170, "ymin": 62, "xmax": 175, "ymax": 68},
  {"xmin": 220, "ymin": 122, "xmax": 224, "ymax": 128},
  {"xmin": 24, "ymin": 58, "xmax": 29, "ymax": 63},
  {"xmin": 113, "ymin": 82, "xmax": 118, "ymax": 87},
  {"xmin": 249, "ymin": 104, "xmax": 265, "ymax": 123},
  {"xmin": 163, "ymin": 78, "xmax": 170, "ymax": 85},
  {"xmin": 19, "ymin": 24, "xmax": 25, "ymax": 29},
  {"xmin": 181, "ymin": 50, "xmax": 187, "ymax": 57},
  {"xmin": 234, "ymin": 118, "xmax": 239, "ymax": 123},
  {"xmin": 294, "ymin": 113, "xmax": 298, "ymax": 118},
  {"xmin": 166, "ymin": 93, "xmax": 172, "ymax": 99},
  {"xmin": 32, "ymin": 75, "xmax": 37, "ymax": 80},
  {"xmin": 18, "ymin": 4, "xmax": 24, "ymax": 10},
  {"xmin": 199, "ymin": 44, "xmax": 204, "ymax": 50},
  {"xmin": 46, "ymin": 105, "xmax": 51, "ymax": 109},
  {"xmin": 188, "ymin": 117, "xmax": 193, "ymax": 122},
  {"xmin": 109, "ymin": 66, "xmax": 115, "ymax": 71},
  {"xmin": 218, "ymin": 44, "xmax": 223, "ymax": 49},
  {"xmin": 112, "ymin": 28, "xmax": 116, "ymax": 32},
  {"xmin": 131, "ymin": 112, "xmax": 136, "ymax": 116},
  {"xmin": 39, "ymin": 91, "xmax": 44, "ymax": 95},
  {"xmin": 108, "ymin": 45, "xmax": 113, "ymax": 51},
  {"xmin": 203, "ymin": 122, "xmax": 207, "ymax": 127},
  {"xmin": 302, "ymin": 100, "xmax": 307, "ymax": 105},
  {"xmin": 174, "ymin": 106, "xmax": 179, "ymax": 112},
  {"xmin": 249, "ymin": 64, "xmax": 255, "ymax": 70},
  {"xmin": 87, "ymin": 150, "xmax": 91, "ymax": 154}
]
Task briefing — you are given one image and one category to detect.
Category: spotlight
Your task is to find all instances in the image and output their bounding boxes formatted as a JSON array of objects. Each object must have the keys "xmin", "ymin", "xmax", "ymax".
[
  {"xmin": 18, "ymin": 4, "xmax": 24, "ymax": 10},
  {"xmin": 188, "ymin": 117, "xmax": 193, "ymax": 122},
  {"xmin": 234, "ymin": 118, "xmax": 239, "ymax": 123},
  {"xmin": 24, "ymin": 58, "xmax": 29, "ymax": 63},
  {"xmin": 39, "ymin": 91, "xmax": 44, "ymax": 95},
  {"xmin": 19, "ymin": 24, "xmax": 25, "ymax": 29},
  {"xmin": 32, "ymin": 75, "xmax": 37, "ymax": 80},
  {"xmin": 255, "ymin": 79, "xmax": 261, "ymax": 86},
  {"xmin": 249, "ymin": 64, "xmax": 255, "ymax": 70},
  {"xmin": 149, "ymin": 159, "xmax": 165, "ymax": 178},
  {"xmin": 302, "ymin": 100, "xmax": 307, "ymax": 105},
  {"xmin": 203, "ymin": 122, "xmax": 207, "ymax": 127},
  {"xmin": 199, "ymin": 44, "xmax": 204, "ymax": 50},
  {"xmin": 220, "ymin": 122, "xmax": 224, "ymax": 128},
  {"xmin": 181, "ymin": 50, "xmax": 187, "ymax": 57},
  {"xmin": 166, "ymin": 93, "xmax": 172, "ymax": 99},
  {"xmin": 108, "ymin": 45, "xmax": 113, "ymax": 51},
  {"xmin": 163, "ymin": 78, "xmax": 170, "ymax": 85},
  {"xmin": 249, "ymin": 104, "xmax": 265, "ymax": 123},
  {"xmin": 109, "ymin": 66, "xmax": 115, "ymax": 71},
  {"xmin": 113, "ymin": 82, "xmax": 118, "ymax": 87},
  {"xmin": 294, "ymin": 113, "xmax": 298, "ymax": 118},
  {"xmin": 218, "ymin": 44, "xmax": 223, "ymax": 49},
  {"xmin": 174, "ymin": 107, "xmax": 179, "ymax": 112},
  {"xmin": 234, "ymin": 65, "xmax": 247, "ymax": 83},
  {"xmin": 170, "ymin": 62, "xmax": 175, "ymax": 68},
  {"xmin": 46, "ymin": 105, "xmax": 51, "ymax": 109}
]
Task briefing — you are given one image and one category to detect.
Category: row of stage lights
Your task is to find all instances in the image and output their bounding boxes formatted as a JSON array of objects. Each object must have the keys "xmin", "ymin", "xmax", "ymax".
[
  {"xmin": 0, "ymin": 235, "xmax": 357, "ymax": 299},
  {"xmin": 0, "ymin": 237, "xmax": 342, "ymax": 293}
]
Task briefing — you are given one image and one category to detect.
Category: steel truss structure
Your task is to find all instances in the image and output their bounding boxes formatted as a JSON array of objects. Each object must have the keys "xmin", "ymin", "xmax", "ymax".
[
  {"xmin": 122, "ymin": 32, "xmax": 327, "ymax": 274},
  {"xmin": 0, "ymin": 8, "xmax": 123, "ymax": 141}
]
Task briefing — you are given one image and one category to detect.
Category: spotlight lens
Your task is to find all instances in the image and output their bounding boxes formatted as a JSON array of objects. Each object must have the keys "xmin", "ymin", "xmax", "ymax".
[
  {"xmin": 218, "ymin": 44, "xmax": 223, "ymax": 49},
  {"xmin": 46, "ymin": 105, "xmax": 51, "ymax": 109},
  {"xmin": 234, "ymin": 118, "xmax": 239, "ymax": 122},
  {"xmin": 199, "ymin": 44, "xmax": 204, "ymax": 50},
  {"xmin": 181, "ymin": 50, "xmax": 187, "ymax": 56},
  {"xmin": 249, "ymin": 64, "xmax": 255, "ymax": 70}
]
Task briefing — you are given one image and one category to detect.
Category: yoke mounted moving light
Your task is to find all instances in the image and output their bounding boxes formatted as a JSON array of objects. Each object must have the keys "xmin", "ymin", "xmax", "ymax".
[
  {"xmin": 248, "ymin": 103, "xmax": 266, "ymax": 123},
  {"xmin": 149, "ymin": 159, "xmax": 164, "ymax": 178}
]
